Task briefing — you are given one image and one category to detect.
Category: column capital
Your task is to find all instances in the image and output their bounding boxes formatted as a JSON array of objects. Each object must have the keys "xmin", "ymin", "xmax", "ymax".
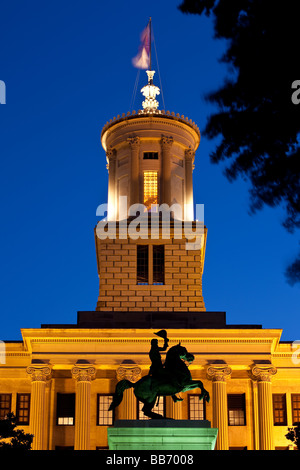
[
  {"xmin": 206, "ymin": 364, "xmax": 232, "ymax": 382},
  {"xmin": 251, "ymin": 364, "xmax": 277, "ymax": 382},
  {"xmin": 106, "ymin": 147, "xmax": 116, "ymax": 171},
  {"xmin": 26, "ymin": 364, "xmax": 52, "ymax": 383},
  {"xmin": 184, "ymin": 148, "xmax": 195, "ymax": 161},
  {"xmin": 106, "ymin": 146, "xmax": 116, "ymax": 160},
  {"xmin": 71, "ymin": 365, "xmax": 96, "ymax": 383},
  {"xmin": 161, "ymin": 135, "xmax": 173, "ymax": 149},
  {"xmin": 127, "ymin": 136, "xmax": 140, "ymax": 149},
  {"xmin": 116, "ymin": 363, "xmax": 142, "ymax": 383}
]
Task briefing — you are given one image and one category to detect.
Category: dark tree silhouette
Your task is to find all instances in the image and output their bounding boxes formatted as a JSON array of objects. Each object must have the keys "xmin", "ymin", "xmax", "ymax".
[
  {"xmin": 285, "ymin": 423, "xmax": 300, "ymax": 450},
  {"xmin": 0, "ymin": 412, "xmax": 33, "ymax": 450},
  {"xmin": 178, "ymin": 0, "xmax": 300, "ymax": 284}
]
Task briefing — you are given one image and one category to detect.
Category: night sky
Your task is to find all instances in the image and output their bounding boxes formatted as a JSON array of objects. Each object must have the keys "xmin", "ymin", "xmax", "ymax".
[{"xmin": 0, "ymin": 1, "xmax": 299, "ymax": 342}]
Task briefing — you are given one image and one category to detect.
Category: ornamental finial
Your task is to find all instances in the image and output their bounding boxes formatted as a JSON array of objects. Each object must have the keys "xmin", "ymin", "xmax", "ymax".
[{"xmin": 141, "ymin": 70, "xmax": 160, "ymax": 113}]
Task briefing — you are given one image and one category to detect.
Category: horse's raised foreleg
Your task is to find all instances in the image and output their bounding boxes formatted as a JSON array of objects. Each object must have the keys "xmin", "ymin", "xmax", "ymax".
[{"xmin": 182, "ymin": 380, "xmax": 210, "ymax": 402}]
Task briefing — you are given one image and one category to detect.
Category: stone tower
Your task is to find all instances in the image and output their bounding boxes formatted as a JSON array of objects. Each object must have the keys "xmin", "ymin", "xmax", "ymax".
[{"xmin": 95, "ymin": 69, "xmax": 207, "ymax": 313}]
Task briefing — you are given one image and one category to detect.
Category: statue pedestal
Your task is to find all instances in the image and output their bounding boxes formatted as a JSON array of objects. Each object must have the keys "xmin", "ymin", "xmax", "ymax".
[{"xmin": 107, "ymin": 420, "xmax": 218, "ymax": 450}]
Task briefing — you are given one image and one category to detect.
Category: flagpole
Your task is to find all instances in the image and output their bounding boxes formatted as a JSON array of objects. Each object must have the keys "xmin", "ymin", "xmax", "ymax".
[{"xmin": 149, "ymin": 17, "xmax": 152, "ymax": 72}]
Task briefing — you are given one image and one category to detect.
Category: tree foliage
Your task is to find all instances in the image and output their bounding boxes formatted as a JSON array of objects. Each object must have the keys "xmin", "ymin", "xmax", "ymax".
[
  {"xmin": 0, "ymin": 413, "xmax": 33, "ymax": 450},
  {"xmin": 178, "ymin": 0, "xmax": 300, "ymax": 284},
  {"xmin": 285, "ymin": 423, "xmax": 300, "ymax": 450}
]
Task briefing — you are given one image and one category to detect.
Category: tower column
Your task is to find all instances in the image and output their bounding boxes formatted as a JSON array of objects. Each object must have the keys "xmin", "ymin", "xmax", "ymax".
[
  {"xmin": 115, "ymin": 363, "xmax": 142, "ymax": 419},
  {"xmin": 161, "ymin": 135, "xmax": 173, "ymax": 207},
  {"xmin": 251, "ymin": 364, "xmax": 277, "ymax": 450},
  {"xmin": 71, "ymin": 365, "xmax": 96, "ymax": 450},
  {"xmin": 128, "ymin": 136, "xmax": 140, "ymax": 206},
  {"xmin": 207, "ymin": 364, "xmax": 232, "ymax": 450},
  {"xmin": 185, "ymin": 149, "xmax": 195, "ymax": 220},
  {"xmin": 26, "ymin": 365, "xmax": 52, "ymax": 450},
  {"xmin": 106, "ymin": 147, "xmax": 117, "ymax": 220}
]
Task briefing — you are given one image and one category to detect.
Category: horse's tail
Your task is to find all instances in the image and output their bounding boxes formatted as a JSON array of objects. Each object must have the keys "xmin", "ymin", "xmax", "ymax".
[{"xmin": 108, "ymin": 379, "xmax": 134, "ymax": 411}]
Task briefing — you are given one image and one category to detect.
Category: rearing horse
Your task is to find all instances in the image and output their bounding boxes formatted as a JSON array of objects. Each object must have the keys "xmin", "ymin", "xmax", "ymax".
[{"xmin": 109, "ymin": 343, "xmax": 210, "ymax": 419}]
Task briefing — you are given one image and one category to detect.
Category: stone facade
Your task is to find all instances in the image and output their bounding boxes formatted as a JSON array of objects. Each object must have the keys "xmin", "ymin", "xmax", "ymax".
[{"xmin": 95, "ymin": 230, "xmax": 206, "ymax": 312}]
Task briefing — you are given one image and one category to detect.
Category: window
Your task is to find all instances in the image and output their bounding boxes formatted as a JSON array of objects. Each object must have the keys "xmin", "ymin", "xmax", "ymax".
[
  {"xmin": 273, "ymin": 394, "xmax": 287, "ymax": 426},
  {"xmin": 97, "ymin": 395, "xmax": 114, "ymax": 426},
  {"xmin": 228, "ymin": 394, "xmax": 246, "ymax": 426},
  {"xmin": 144, "ymin": 171, "xmax": 158, "ymax": 211},
  {"xmin": 0, "ymin": 394, "xmax": 11, "ymax": 419},
  {"xmin": 291, "ymin": 394, "xmax": 300, "ymax": 425},
  {"xmin": 137, "ymin": 245, "xmax": 149, "ymax": 285},
  {"xmin": 16, "ymin": 394, "xmax": 30, "ymax": 425},
  {"xmin": 188, "ymin": 395, "xmax": 205, "ymax": 420},
  {"xmin": 137, "ymin": 245, "xmax": 165, "ymax": 286},
  {"xmin": 153, "ymin": 245, "xmax": 164, "ymax": 285},
  {"xmin": 137, "ymin": 398, "xmax": 165, "ymax": 420},
  {"xmin": 143, "ymin": 152, "xmax": 158, "ymax": 160},
  {"xmin": 56, "ymin": 393, "xmax": 75, "ymax": 426}
]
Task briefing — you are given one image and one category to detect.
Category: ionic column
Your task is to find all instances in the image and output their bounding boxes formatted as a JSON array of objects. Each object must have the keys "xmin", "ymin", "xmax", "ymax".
[
  {"xmin": 127, "ymin": 136, "xmax": 140, "ymax": 206},
  {"xmin": 207, "ymin": 364, "xmax": 232, "ymax": 450},
  {"xmin": 251, "ymin": 364, "xmax": 277, "ymax": 450},
  {"xmin": 26, "ymin": 365, "xmax": 52, "ymax": 450},
  {"xmin": 184, "ymin": 149, "xmax": 195, "ymax": 221},
  {"xmin": 161, "ymin": 135, "xmax": 173, "ymax": 207},
  {"xmin": 116, "ymin": 363, "xmax": 142, "ymax": 419},
  {"xmin": 71, "ymin": 365, "xmax": 96, "ymax": 450},
  {"xmin": 106, "ymin": 147, "xmax": 117, "ymax": 221}
]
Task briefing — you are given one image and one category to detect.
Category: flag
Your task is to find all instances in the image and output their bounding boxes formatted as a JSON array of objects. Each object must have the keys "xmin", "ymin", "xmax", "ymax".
[{"xmin": 132, "ymin": 23, "xmax": 151, "ymax": 69}]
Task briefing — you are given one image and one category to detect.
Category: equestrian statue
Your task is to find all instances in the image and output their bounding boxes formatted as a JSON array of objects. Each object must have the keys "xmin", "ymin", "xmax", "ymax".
[{"xmin": 109, "ymin": 330, "xmax": 210, "ymax": 419}]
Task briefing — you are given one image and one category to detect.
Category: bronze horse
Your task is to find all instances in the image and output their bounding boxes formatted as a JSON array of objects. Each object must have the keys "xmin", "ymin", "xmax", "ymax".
[{"xmin": 109, "ymin": 343, "xmax": 210, "ymax": 419}]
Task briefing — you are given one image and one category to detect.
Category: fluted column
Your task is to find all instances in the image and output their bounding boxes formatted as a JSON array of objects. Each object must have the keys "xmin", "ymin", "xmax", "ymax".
[
  {"xmin": 128, "ymin": 136, "xmax": 140, "ymax": 207},
  {"xmin": 184, "ymin": 149, "xmax": 195, "ymax": 221},
  {"xmin": 26, "ymin": 365, "xmax": 52, "ymax": 450},
  {"xmin": 165, "ymin": 396, "xmax": 183, "ymax": 420},
  {"xmin": 116, "ymin": 363, "xmax": 141, "ymax": 419},
  {"xmin": 251, "ymin": 364, "xmax": 277, "ymax": 450},
  {"xmin": 106, "ymin": 147, "xmax": 117, "ymax": 220},
  {"xmin": 72, "ymin": 365, "xmax": 96, "ymax": 450},
  {"xmin": 207, "ymin": 364, "xmax": 232, "ymax": 450},
  {"xmin": 161, "ymin": 135, "xmax": 173, "ymax": 206}
]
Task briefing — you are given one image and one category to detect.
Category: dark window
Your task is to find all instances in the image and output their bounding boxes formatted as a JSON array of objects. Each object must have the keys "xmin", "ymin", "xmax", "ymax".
[
  {"xmin": 229, "ymin": 447, "xmax": 247, "ymax": 450},
  {"xmin": 273, "ymin": 394, "xmax": 287, "ymax": 425},
  {"xmin": 291, "ymin": 394, "xmax": 300, "ymax": 425},
  {"xmin": 0, "ymin": 394, "xmax": 11, "ymax": 418},
  {"xmin": 56, "ymin": 393, "xmax": 75, "ymax": 426},
  {"xmin": 228, "ymin": 394, "xmax": 246, "ymax": 426},
  {"xmin": 97, "ymin": 395, "xmax": 114, "ymax": 426},
  {"xmin": 153, "ymin": 245, "xmax": 164, "ymax": 285},
  {"xmin": 143, "ymin": 152, "xmax": 158, "ymax": 160},
  {"xmin": 137, "ymin": 245, "xmax": 149, "ymax": 285},
  {"xmin": 137, "ymin": 398, "xmax": 165, "ymax": 420},
  {"xmin": 188, "ymin": 394, "xmax": 205, "ymax": 420},
  {"xmin": 16, "ymin": 394, "xmax": 30, "ymax": 425}
]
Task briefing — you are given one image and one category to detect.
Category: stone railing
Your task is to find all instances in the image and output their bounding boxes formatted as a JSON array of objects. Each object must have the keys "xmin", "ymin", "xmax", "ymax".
[{"xmin": 101, "ymin": 109, "xmax": 200, "ymax": 137}]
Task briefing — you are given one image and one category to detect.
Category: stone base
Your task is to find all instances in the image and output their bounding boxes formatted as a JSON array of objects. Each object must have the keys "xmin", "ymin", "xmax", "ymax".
[{"xmin": 107, "ymin": 420, "xmax": 218, "ymax": 450}]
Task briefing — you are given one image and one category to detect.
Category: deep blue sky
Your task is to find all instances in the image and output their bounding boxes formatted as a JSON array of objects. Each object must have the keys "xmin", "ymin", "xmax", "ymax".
[{"xmin": 0, "ymin": 1, "xmax": 299, "ymax": 342}]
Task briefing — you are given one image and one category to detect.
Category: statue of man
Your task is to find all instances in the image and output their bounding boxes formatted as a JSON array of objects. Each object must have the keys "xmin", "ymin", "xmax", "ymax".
[
  {"xmin": 148, "ymin": 330, "xmax": 169, "ymax": 377},
  {"xmin": 148, "ymin": 330, "xmax": 183, "ymax": 403}
]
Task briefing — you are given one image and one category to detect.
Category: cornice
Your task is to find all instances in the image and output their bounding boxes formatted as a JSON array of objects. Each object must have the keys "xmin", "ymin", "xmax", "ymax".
[{"xmin": 101, "ymin": 112, "xmax": 200, "ymax": 151}]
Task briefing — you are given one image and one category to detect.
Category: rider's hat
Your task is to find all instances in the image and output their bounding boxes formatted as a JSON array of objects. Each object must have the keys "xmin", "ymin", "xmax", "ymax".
[{"xmin": 154, "ymin": 330, "xmax": 168, "ymax": 340}]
